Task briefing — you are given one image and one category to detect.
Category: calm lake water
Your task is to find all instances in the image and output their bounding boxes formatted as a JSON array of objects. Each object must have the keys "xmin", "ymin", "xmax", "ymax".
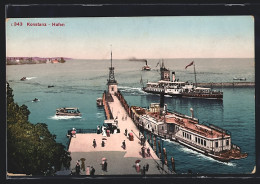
[{"xmin": 6, "ymin": 58, "xmax": 255, "ymax": 174}]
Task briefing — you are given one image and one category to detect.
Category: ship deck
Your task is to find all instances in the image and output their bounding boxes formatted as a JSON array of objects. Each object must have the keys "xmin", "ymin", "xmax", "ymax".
[{"xmin": 146, "ymin": 111, "xmax": 230, "ymax": 139}]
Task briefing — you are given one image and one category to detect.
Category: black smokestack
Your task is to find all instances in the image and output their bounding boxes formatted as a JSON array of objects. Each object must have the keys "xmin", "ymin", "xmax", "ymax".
[{"xmin": 160, "ymin": 92, "xmax": 165, "ymax": 115}]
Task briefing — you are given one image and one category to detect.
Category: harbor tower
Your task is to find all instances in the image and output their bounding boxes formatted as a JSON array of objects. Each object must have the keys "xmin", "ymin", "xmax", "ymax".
[
  {"xmin": 107, "ymin": 50, "xmax": 118, "ymax": 95},
  {"xmin": 160, "ymin": 61, "xmax": 170, "ymax": 81}
]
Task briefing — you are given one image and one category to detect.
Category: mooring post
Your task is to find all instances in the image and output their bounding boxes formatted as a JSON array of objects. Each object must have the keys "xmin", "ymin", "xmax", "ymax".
[
  {"xmin": 158, "ymin": 139, "xmax": 161, "ymax": 159},
  {"xmin": 163, "ymin": 147, "xmax": 167, "ymax": 165},
  {"xmin": 171, "ymin": 157, "xmax": 175, "ymax": 173},
  {"xmin": 149, "ymin": 132, "xmax": 152, "ymax": 145},
  {"xmin": 155, "ymin": 136, "xmax": 158, "ymax": 156},
  {"xmin": 150, "ymin": 134, "xmax": 154, "ymax": 148},
  {"xmin": 161, "ymin": 147, "xmax": 164, "ymax": 165}
]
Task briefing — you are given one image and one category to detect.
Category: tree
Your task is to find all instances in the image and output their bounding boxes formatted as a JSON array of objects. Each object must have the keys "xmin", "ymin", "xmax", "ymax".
[{"xmin": 7, "ymin": 82, "xmax": 71, "ymax": 175}]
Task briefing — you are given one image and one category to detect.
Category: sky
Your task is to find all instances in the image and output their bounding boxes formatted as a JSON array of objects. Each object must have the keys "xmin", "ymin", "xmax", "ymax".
[{"xmin": 6, "ymin": 16, "xmax": 254, "ymax": 59}]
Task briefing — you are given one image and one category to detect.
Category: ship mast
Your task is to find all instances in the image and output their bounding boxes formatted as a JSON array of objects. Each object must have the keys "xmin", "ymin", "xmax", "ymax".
[
  {"xmin": 107, "ymin": 45, "xmax": 118, "ymax": 95},
  {"xmin": 193, "ymin": 61, "xmax": 197, "ymax": 88},
  {"xmin": 110, "ymin": 45, "xmax": 112, "ymax": 68},
  {"xmin": 107, "ymin": 45, "xmax": 117, "ymax": 85}
]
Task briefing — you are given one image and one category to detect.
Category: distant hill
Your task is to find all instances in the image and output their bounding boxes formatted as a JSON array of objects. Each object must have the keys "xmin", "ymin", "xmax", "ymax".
[{"xmin": 6, "ymin": 57, "xmax": 73, "ymax": 65}]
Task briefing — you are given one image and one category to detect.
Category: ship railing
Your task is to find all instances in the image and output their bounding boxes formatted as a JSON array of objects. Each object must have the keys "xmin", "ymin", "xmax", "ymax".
[
  {"xmin": 206, "ymin": 123, "xmax": 230, "ymax": 135},
  {"xmin": 232, "ymin": 144, "xmax": 240, "ymax": 150},
  {"xmin": 167, "ymin": 109, "xmax": 198, "ymax": 121},
  {"xmin": 103, "ymin": 91, "xmax": 114, "ymax": 120}
]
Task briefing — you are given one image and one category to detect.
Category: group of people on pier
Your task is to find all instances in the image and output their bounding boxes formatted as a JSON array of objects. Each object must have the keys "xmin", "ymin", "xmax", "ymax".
[
  {"xmin": 92, "ymin": 138, "xmax": 106, "ymax": 148},
  {"xmin": 135, "ymin": 162, "xmax": 150, "ymax": 175},
  {"xmin": 74, "ymin": 159, "xmax": 107, "ymax": 175}
]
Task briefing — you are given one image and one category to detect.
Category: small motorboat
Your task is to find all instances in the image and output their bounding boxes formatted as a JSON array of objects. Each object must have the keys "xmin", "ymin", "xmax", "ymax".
[
  {"xmin": 56, "ymin": 107, "xmax": 81, "ymax": 116},
  {"xmin": 48, "ymin": 85, "xmax": 54, "ymax": 88},
  {"xmin": 32, "ymin": 98, "xmax": 39, "ymax": 102},
  {"xmin": 142, "ymin": 65, "xmax": 151, "ymax": 71},
  {"xmin": 233, "ymin": 77, "xmax": 246, "ymax": 81},
  {"xmin": 96, "ymin": 98, "xmax": 103, "ymax": 107},
  {"xmin": 20, "ymin": 77, "xmax": 26, "ymax": 81}
]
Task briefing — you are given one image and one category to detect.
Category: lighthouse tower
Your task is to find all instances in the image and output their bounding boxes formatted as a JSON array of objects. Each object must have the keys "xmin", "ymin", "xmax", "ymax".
[{"xmin": 107, "ymin": 49, "xmax": 118, "ymax": 95}]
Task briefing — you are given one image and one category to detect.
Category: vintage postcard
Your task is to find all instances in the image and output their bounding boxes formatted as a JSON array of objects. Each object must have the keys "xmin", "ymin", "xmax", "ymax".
[{"xmin": 6, "ymin": 15, "xmax": 255, "ymax": 177}]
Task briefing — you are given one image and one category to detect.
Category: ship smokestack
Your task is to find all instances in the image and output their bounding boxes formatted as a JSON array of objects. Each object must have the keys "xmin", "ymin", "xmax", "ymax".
[
  {"xmin": 160, "ymin": 92, "xmax": 165, "ymax": 116},
  {"xmin": 190, "ymin": 108, "xmax": 194, "ymax": 118},
  {"xmin": 172, "ymin": 72, "xmax": 175, "ymax": 82}
]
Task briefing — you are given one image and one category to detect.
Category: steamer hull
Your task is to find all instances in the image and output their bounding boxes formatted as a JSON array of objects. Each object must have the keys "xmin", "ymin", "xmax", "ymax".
[{"xmin": 130, "ymin": 105, "xmax": 247, "ymax": 162}]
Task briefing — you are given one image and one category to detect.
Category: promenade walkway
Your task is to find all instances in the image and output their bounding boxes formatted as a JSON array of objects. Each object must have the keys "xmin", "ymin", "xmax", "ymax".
[{"xmin": 68, "ymin": 94, "xmax": 168, "ymax": 175}]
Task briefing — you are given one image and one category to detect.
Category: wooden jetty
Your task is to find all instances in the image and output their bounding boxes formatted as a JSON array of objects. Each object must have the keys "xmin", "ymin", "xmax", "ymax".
[{"xmin": 197, "ymin": 82, "xmax": 255, "ymax": 88}]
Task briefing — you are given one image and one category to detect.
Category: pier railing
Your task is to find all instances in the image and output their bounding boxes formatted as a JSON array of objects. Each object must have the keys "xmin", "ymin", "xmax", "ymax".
[
  {"xmin": 115, "ymin": 90, "xmax": 130, "ymax": 115},
  {"xmin": 76, "ymin": 129, "xmax": 97, "ymax": 134},
  {"xmin": 103, "ymin": 91, "xmax": 114, "ymax": 120},
  {"xmin": 115, "ymin": 92, "xmax": 175, "ymax": 174}
]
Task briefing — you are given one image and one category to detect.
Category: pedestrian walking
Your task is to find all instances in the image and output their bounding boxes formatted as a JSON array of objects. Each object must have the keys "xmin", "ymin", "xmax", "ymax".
[
  {"xmin": 125, "ymin": 128, "xmax": 128, "ymax": 136},
  {"xmin": 90, "ymin": 166, "xmax": 95, "ymax": 176},
  {"xmin": 135, "ymin": 162, "xmax": 140, "ymax": 173},
  {"xmin": 122, "ymin": 140, "xmax": 126, "ymax": 149},
  {"xmin": 141, "ymin": 147, "xmax": 145, "ymax": 158},
  {"xmin": 80, "ymin": 158, "xmax": 86, "ymax": 171},
  {"xmin": 146, "ymin": 163, "xmax": 149, "ymax": 172},
  {"xmin": 140, "ymin": 136, "xmax": 144, "ymax": 146},
  {"xmin": 76, "ymin": 162, "xmax": 80, "ymax": 175},
  {"xmin": 101, "ymin": 160, "xmax": 105, "ymax": 170},
  {"xmin": 104, "ymin": 161, "xmax": 107, "ymax": 172},
  {"xmin": 147, "ymin": 147, "xmax": 151, "ymax": 157},
  {"xmin": 93, "ymin": 139, "xmax": 97, "ymax": 148},
  {"xmin": 143, "ymin": 165, "xmax": 146, "ymax": 175}
]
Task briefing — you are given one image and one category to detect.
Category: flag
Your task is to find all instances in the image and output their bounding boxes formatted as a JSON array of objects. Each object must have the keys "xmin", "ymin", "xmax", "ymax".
[
  {"xmin": 156, "ymin": 61, "xmax": 160, "ymax": 67},
  {"xmin": 185, "ymin": 61, "xmax": 194, "ymax": 69}
]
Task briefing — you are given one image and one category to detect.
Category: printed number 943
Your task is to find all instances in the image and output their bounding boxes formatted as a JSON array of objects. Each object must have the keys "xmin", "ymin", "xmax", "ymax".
[{"xmin": 13, "ymin": 22, "xmax": 23, "ymax": 26}]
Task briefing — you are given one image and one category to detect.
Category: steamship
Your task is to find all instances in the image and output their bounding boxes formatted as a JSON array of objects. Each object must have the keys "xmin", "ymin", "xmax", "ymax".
[
  {"xmin": 142, "ymin": 61, "xmax": 223, "ymax": 100},
  {"xmin": 130, "ymin": 97, "xmax": 247, "ymax": 161},
  {"xmin": 142, "ymin": 60, "xmax": 151, "ymax": 71}
]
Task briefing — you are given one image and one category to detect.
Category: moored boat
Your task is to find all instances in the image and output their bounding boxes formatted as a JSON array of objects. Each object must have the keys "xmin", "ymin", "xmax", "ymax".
[
  {"xmin": 20, "ymin": 77, "xmax": 26, "ymax": 81},
  {"xmin": 130, "ymin": 101, "xmax": 247, "ymax": 162},
  {"xmin": 32, "ymin": 98, "xmax": 39, "ymax": 102},
  {"xmin": 96, "ymin": 97, "xmax": 103, "ymax": 107},
  {"xmin": 56, "ymin": 107, "xmax": 81, "ymax": 116},
  {"xmin": 233, "ymin": 77, "xmax": 246, "ymax": 81}
]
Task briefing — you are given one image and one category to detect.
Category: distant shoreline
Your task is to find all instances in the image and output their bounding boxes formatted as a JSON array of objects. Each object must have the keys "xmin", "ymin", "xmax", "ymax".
[{"xmin": 6, "ymin": 57, "xmax": 72, "ymax": 65}]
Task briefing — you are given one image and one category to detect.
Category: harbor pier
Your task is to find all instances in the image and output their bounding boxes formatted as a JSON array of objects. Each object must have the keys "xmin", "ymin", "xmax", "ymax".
[
  {"xmin": 67, "ymin": 92, "xmax": 173, "ymax": 175},
  {"xmin": 67, "ymin": 49, "xmax": 174, "ymax": 175},
  {"xmin": 197, "ymin": 82, "xmax": 255, "ymax": 88}
]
